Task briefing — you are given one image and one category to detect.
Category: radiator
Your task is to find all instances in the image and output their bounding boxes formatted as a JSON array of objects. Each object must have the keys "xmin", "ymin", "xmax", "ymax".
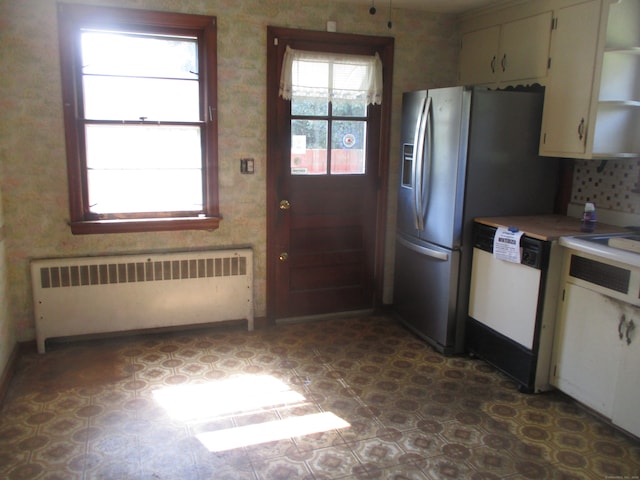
[{"xmin": 31, "ymin": 248, "xmax": 254, "ymax": 353}]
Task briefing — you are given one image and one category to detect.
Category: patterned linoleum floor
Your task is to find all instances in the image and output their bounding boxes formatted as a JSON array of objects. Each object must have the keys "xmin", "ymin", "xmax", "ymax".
[{"xmin": 1, "ymin": 314, "xmax": 639, "ymax": 480}]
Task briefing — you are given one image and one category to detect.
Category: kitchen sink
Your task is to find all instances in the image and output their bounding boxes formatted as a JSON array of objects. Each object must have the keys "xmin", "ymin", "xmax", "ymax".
[
  {"xmin": 559, "ymin": 231, "xmax": 640, "ymax": 268},
  {"xmin": 579, "ymin": 233, "xmax": 640, "ymax": 245}
]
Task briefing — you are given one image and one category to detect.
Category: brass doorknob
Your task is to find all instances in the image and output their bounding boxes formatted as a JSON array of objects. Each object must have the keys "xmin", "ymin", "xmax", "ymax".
[
  {"xmin": 279, "ymin": 252, "xmax": 289, "ymax": 261},
  {"xmin": 279, "ymin": 199, "xmax": 291, "ymax": 210}
]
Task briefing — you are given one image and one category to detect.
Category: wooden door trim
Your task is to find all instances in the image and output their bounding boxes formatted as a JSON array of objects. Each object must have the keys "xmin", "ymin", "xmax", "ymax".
[{"xmin": 266, "ymin": 26, "xmax": 394, "ymax": 321}]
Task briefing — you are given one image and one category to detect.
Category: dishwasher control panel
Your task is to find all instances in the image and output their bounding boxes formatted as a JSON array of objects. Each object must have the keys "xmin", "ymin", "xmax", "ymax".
[{"xmin": 473, "ymin": 223, "xmax": 548, "ymax": 270}]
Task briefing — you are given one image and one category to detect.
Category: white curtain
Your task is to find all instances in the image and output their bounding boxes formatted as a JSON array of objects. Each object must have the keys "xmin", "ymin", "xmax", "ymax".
[{"xmin": 279, "ymin": 46, "xmax": 383, "ymax": 105}]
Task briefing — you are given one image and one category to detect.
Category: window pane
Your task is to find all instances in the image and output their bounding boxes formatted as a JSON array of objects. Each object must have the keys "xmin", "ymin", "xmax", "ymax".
[
  {"xmin": 85, "ymin": 125, "xmax": 202, "ymax": 169},
  {"xmin": 88, "ymin": 169, "xmax": 203, "ymax": 214},
  {"xmin": 291, "ymin": 120, "xmax": 327, "ymax": 175},
  {"xmin": 85, "ymin": 125, "xmax": 203, "ymax": 213},
  {"xmin": 81, "ymin": 32, "xmax": 198, "ymax": 80},
  {"xmin": 331, "ymin": 62, "xmax": 368, "ymax": 99},
  {"xmin": 291, "ymin": 96, "xmax": 328, "ymax": 116},
  {"xmin": 291, "ymin": 60, "xmax": 329, "ymax": 100},
  {"xmin": 332, "ymin": 98, "xmax": 367, "ymax": 117},
  {"xmin": 331, "ymin": 121, "xmax": 366, "ymax": 174},
  {"xmin": 84, "ymin": 76, "xmax": 199, "ymax": 121}
]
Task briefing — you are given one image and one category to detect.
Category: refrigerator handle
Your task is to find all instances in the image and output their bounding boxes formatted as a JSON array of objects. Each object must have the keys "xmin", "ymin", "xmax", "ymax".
[
  {"xmin": 396, "ymin": 235, "xmax": 449, "ymax": 261},
  {"xmin": 412, "ymin": 96, "xmax": 429, "ymax": 231},
  {"xmin": 420, "ymin": 96, "xmax": 434, "ymax": 229}
]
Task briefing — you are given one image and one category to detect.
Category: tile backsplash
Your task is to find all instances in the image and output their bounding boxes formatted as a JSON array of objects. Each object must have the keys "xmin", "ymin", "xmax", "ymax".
[{"xmin": 571, "ymin": 159, "xmax": 640, "ymax": 214}]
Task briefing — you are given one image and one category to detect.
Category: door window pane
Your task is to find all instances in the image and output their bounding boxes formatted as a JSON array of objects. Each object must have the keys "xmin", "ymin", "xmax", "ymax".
[
  {"xmin": 291, "ymin": 120, "xmax": 327, "ymax": 175},
  {"xmin": 291, "ymin": 96, "xmax": 328, "ymax": 116},
  {"xmin": 332, "ymin": 98, "xmax": 367, "ymax": 117},
  {"xmin": 331, "ymin": 121, "xmax": 366, "ymax": 174},
  {"xmin": 288, "ymin": 54, "xmax": 372, "ymax": 176}
]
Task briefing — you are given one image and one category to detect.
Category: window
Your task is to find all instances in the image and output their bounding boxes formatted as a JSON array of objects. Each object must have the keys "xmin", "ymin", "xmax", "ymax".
[
  {"xmin": 57, "ymin": 4, "xmax": 219, "ymax": 234},
  {"xmin": 279, "ymin": 47, "xmax": 382, "ymax": 176}
]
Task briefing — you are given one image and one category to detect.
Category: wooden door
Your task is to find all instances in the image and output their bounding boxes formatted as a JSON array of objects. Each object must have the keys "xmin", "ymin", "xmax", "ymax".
[{"xmin": 266, "ymin": 27, "xmax": 394, "ymax": 320}]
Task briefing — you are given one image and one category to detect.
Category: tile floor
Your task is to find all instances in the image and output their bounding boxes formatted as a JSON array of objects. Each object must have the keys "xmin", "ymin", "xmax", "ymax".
[{"xmin": 1, "ymin": 314, "xmax": 639, "ymax": 479}]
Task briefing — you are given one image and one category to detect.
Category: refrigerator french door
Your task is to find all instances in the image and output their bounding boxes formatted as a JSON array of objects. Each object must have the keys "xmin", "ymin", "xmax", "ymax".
[
  {"xmin": 394, "ymin": 88, "xmax": 468, "ymax": 352},
  {"xmin": 393, "ymin": 86, "xmax": 559, "ymax": 354}
]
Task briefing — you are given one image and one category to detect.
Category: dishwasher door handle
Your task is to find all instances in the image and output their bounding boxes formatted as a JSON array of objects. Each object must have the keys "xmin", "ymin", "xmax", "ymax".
[{"xmin": 397, "ymin": 235, "xmax": 449, "ymax": 261}]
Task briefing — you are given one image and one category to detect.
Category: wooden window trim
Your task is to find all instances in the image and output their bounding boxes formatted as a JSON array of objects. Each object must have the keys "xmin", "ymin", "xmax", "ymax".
[{"xmin": 57, "ymin": 4, "xmax": 220, "ymax": 234}]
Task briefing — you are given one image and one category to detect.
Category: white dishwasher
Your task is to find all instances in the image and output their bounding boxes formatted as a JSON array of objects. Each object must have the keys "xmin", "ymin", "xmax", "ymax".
[{"xmin": 466, "ymin": 222, "xmax": 560, "ymax": 393}]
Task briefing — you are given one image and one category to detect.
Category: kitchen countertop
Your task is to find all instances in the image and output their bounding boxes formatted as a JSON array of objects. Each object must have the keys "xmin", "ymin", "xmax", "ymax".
[{"xmin": 474, "ymin": 214, "xmax": 629, "ymax": 241}]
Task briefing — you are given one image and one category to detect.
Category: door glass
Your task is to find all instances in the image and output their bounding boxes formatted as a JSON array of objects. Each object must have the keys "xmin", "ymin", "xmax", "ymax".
[
  {"xmin": 332, "ymin": 98, "xmax": 366, "ymax": 117},
  {"xmin": 291, "ymin": 97, "xmax": 328, "ymax": 116},
  {"xmin": 291, "ymin": 119, "xmax": 328, "ymax": 175},
  {"xmin": 289, "ymin": 53, "xmax": 373, "ymax": 176},
  {"xmin": 331, "ymin": 120, "xmax": 366, "ymax": 174}
]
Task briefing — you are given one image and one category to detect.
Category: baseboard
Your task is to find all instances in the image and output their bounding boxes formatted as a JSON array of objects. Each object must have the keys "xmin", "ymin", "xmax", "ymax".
[{"xmin": 0, "ymin": 342, "xmax": 22, "ymax": 407}]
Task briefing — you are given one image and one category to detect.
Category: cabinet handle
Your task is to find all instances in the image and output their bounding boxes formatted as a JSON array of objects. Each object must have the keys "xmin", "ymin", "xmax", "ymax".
[
  {"xmin": 501, "ymin": 53, "xmax": 506, "ymax": 72},
  {"xmin": 490, "ymin": 55, "xmax": 496, "ymax": 73},
  {"xmin": 577, "ymin": 118, "xmax": 585, "ymax": 140},
  {"xmin": 626, "ymin": 319, "xmax": 635, "ymax": 345},
  {"xmin": 619, "ymin": 314, "xmax": 626, "ymax": 340}
]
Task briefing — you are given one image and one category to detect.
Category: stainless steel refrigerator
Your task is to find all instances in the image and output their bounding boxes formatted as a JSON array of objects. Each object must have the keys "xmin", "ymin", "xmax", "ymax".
[{"xmin": 393, "ymin": 86, "xmax": 559, "ymax": 354}]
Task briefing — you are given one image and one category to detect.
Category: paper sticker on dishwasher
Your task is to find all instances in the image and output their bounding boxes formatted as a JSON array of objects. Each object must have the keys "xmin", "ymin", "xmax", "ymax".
[{"xmin": 493, "ymin": 227, "xmax": 523, "ymax": 263}]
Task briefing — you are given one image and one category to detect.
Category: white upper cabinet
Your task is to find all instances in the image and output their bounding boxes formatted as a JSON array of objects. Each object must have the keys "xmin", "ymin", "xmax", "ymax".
[
  {"xmin": 459, "ymin": 12, "xmax": 552, "ymax": 86},
  {"xmin": 459, "ymin": 26, "xmax": 501, "ymax": 85},
  {"xmin": 540, "ymin": 0, "xmax": 640, "ymax": 159},
  {"xmin": 539, "ymin": 1, "xmax": 601, "ymax": 157}
]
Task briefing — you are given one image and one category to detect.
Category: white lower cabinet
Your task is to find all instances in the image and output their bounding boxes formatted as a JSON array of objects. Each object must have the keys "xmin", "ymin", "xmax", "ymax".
[
  {"xmin": 552, "ymin": 282, "xmax": 639, "ymax": 437},
  {"xmin": 612, "ymin": 323, "xmax": 640, "ymax": 437}
]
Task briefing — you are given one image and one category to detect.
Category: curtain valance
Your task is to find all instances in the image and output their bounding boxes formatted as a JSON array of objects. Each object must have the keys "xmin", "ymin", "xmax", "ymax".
[{"xmin": 279, "ymin": 46, "xmax": 383, "ymax": 105}]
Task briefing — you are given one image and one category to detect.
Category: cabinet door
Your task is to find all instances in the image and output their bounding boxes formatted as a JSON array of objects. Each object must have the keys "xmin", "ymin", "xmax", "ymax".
[
  {"xmin": 500, "ymin": 12, "xmax": 552, "ymax": 82},
  {"xmin": 552, "ymin": 283, "xmax": 622, "ymax": 417},
  {"xmin": 459, "ymin": 26, "xmax": 500, "ymax": 85},
  {"xmin": 539, "ymin": 0, "xmax": 601, "ymax": 157},
  {"xmin": 613, "ymin": 311, "xmax": 640, "ymax": 437}
]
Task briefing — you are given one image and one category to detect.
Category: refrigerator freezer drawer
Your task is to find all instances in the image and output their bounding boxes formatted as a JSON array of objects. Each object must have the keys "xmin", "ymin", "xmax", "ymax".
[{"xmin": 393, "ymin": 235, "xmax": 461, "ymax": 353}]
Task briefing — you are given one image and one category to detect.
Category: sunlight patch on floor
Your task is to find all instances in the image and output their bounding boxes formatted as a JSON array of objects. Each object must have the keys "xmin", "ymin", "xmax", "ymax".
[
  {"xmin": 197, "ymin": 412, "xmax": 350, "ymax": 452},
  {"xmin": 153, "ymin": 375, "xmax": 307, "ymax": 421},
  {"xmin": 152, "ymin": 374, "xmax": 350, "ymax": 451}
]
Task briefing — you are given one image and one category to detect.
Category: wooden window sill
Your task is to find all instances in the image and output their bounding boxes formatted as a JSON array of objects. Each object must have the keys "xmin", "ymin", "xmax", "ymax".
[{"xmin": 70, "ymin": 216, "xmax": 222, "ymax": 235}]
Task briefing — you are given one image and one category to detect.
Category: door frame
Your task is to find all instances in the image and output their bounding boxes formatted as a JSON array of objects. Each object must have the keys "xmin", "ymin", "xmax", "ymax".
[{"xmin": 266, "ymin": 26, "xmax": 394, "ymax": 322}]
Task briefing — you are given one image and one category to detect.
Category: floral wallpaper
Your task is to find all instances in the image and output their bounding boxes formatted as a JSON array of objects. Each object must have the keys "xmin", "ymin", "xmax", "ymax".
[{"xmin": 0, "ymin": 0, "xmax": 460, "ymax": 342}]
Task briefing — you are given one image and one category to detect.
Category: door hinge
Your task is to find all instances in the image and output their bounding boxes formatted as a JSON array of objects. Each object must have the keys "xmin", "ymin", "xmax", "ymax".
[
  {"xmin": 547, "ymin": 57, "xmax": 552, "ymax": 69},
  {"xmin": 543, "ymin": 132, "xmax": 547, "ymax": 144},
  {"xmin": 561, "ymin": 288, "xmax": 565, "ymax": 301},
  {"xmin": 553, "ymin": 364, "xmax": 557, "ymax": 377},
  {"xmin": 274, "ymin": 37, "xmax": 279, "ymax": 46},
  {"xmin": 551, "ymin": 17, "xmax": 558, "ymax": 30}
]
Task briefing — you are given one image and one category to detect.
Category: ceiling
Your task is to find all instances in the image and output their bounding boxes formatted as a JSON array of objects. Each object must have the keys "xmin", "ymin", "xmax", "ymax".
[{"xmin": 339, "ymin": 0, "xmax": 513, "ymax": 14}]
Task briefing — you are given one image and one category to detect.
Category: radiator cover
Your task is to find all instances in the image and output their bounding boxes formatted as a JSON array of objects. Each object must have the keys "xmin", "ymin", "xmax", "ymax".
[{"xmin": 31, "ymin": 248, "xmax": 254, "ymax": 353}]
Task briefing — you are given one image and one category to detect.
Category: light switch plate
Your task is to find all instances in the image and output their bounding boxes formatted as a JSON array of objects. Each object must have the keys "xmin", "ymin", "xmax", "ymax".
[{"xmin": 240, "ymin": 158, "xmax": 254, "ymax": 174}]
